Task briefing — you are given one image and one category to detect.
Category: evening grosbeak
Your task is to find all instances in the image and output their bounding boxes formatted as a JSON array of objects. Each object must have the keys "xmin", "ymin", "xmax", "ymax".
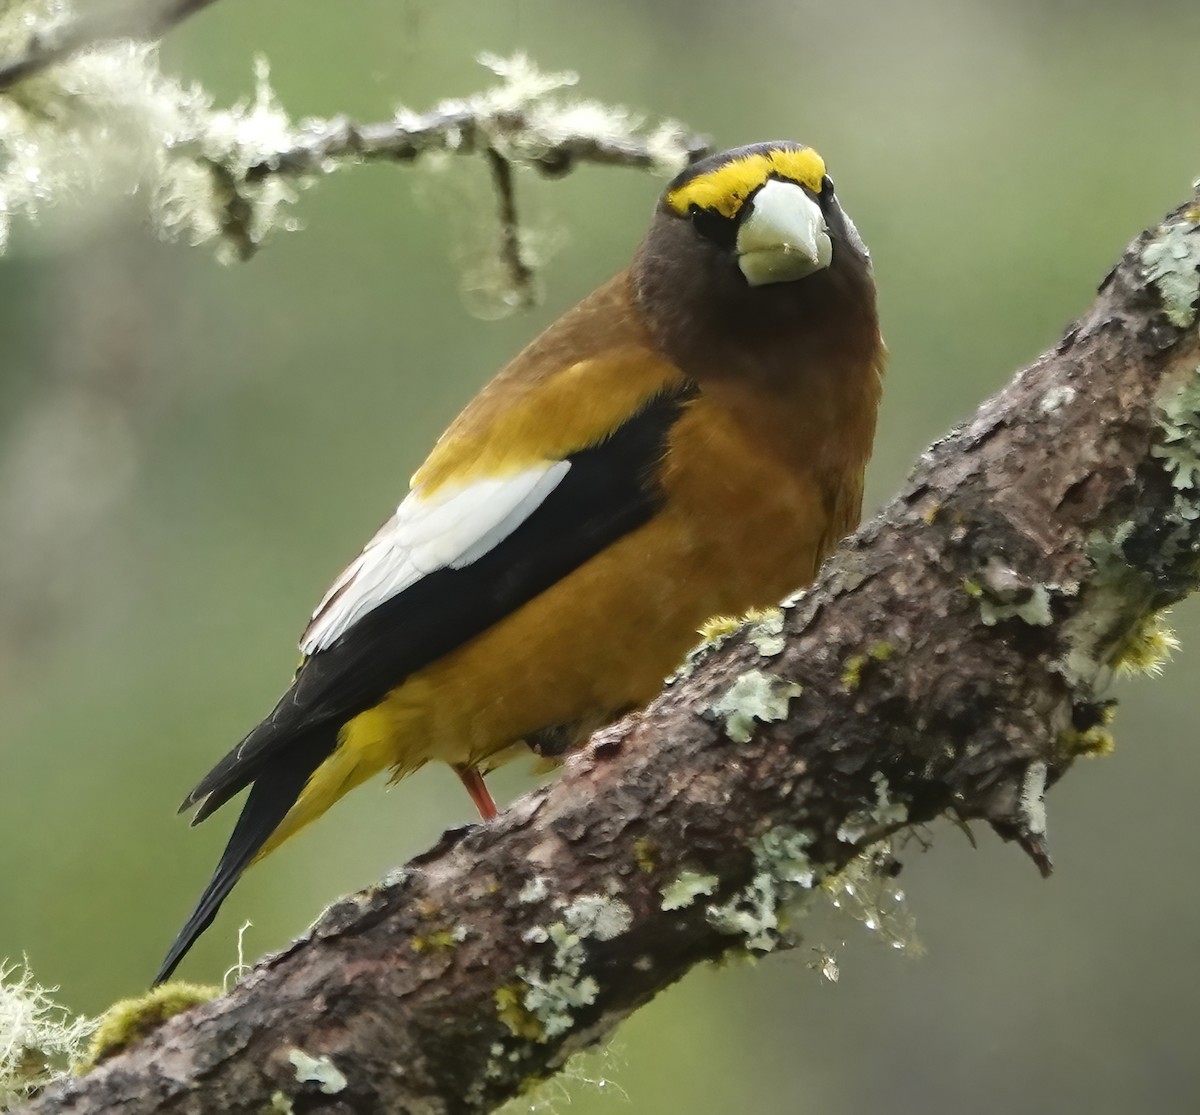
[{"xmin": 155, "ymin": 140, "xmax": 884, "ymax": 982}]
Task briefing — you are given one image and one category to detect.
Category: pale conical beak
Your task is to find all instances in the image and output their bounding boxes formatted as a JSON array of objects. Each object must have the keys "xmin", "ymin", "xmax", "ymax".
[{"xmin": 736, "ymin": 179, "xmax": 832, "ymax": 286}]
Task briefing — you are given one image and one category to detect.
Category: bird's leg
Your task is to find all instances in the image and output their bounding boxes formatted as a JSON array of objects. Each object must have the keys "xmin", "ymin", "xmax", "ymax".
[{"xmin": 453, "ymin": 764, "xmax": 498, "ymax": 820}]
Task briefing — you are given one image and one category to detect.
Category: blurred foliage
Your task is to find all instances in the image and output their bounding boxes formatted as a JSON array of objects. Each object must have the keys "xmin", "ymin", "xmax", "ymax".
[{"xmin": 1, "ymin": 1, "xmax": 1198, "ymax": 1112}]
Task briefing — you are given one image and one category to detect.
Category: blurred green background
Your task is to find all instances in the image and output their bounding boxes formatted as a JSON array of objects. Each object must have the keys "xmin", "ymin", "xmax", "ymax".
[{"xmin": 2, "ymin": 1, "xmax": 1198, "ymax": 1111}]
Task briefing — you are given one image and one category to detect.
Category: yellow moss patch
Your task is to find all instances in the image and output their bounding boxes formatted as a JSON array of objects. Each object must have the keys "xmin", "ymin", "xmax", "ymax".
[
  {"xmin": 495, "ymin": 985, "xmax": 545, "ymax": 1041},
  {"xmin": 81, "ymin": 982, "xmax": 220, "ymax": 1068},
  {"xmin": 698, "ymin": 614, "xmax": 742, "ymax": 643},
  {"xmin": 1061, "ymin": 726, "xmax": 1117, "ymax": 757},
  {"xmin": 1111, "ymin": 611, "xmax": 1180, "ymax": 677},
  {"xmin": 411, "ymin": 929, "xmax": 460, "ymax": 953},
  {"xmin": 841, "ymin": 643, "xmax": 893, "ymax": 690},
  {"xmin": 633, "ymin": 837, "xmax": 657, "ymax": 875}
]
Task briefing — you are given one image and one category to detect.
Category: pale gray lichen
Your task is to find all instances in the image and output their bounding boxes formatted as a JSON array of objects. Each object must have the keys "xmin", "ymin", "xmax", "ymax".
[
  {"xmin": 1142, "ymin": 217, "xmax": 1200, "ymax": 327},
  {"xmin": 561, "ymin": 894, "xmax": 633, "ymax": 942},
  {"xmin": 660, "ymin": 871, "xmax": 719, "ymax": 911},
  {"xmin": 0, "ymin": 958, "xmax": 95, "ymax": 1110},
  {"xmin": 1059, "ymin": 525, "xmax": 1153, "ymax": 686},
  {"xmin": 518, "ymin": 876, "xmax": 550, "ymax": 904},
  {"xmin": 514, "ymin": 894, "xmax": 633, "ymax": 1039},
  {"xmin": 976, "ymin": 581, "xmax": 1055, "ymax": 627},
  {"xmin": 747, "ymin": 607, "xmax": 786, "ymax": 657},
  {"xmin": 837, "ymin": 773, "xmax": 910, "ymax": 845},
  {"xmin": 517, "ymin": 923, "xmax": 599, "ymax": 1040},
  {"xmin": 287, "ymin": 1049, "xmax": 347, "ymax": 1095},
  {"xmin": 1060, "ymin": 366, "xmax": 1200, "ymax": 688},
  {"xmin": 1019, "ymin": 761, "xmax": 1048, "ymax": 837},
  {"xmin": 710, "ymin": 669, "xmax": 803, "ymax": 744},
  {"xmin": 1039, "ymin": 385, "xmax": 1077, "ymax": 414},
  {"xmin": 705, "ymin": 827, "xmax": 818, "ymax": 952},
  {"xmin": 1151, "ymin": 373, "xmax": 1200, "ymax": 489}
]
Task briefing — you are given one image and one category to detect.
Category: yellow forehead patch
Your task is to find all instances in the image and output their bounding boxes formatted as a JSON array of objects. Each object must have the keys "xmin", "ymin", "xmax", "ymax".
[{"xmin": 666, "ymin": 148, "xmax": 827, "ymax": 219}]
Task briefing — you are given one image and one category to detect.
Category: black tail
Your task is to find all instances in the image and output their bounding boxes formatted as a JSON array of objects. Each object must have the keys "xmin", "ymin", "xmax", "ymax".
[{"xmin": 153, "ymin": 734, "xmax": 333, "ymax": 985}]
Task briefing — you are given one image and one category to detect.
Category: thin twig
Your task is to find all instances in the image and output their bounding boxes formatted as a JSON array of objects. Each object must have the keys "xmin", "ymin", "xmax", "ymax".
[
  {"xmin": 485, "ymin": 146, "xmax": 535, "ymax": 307},
  {"xmin": 204, "ymin": 104, "xmax": 709, "ymax": 272},
  {"xmin": 242, "ymin": 113, "xmax": 711, "ymax": 181}
]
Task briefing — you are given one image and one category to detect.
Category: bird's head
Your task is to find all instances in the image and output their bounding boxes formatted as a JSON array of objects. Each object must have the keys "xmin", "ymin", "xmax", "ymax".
[{"xmin": 632, "ymin": 141, "xmax": 877, "ymax": 374}]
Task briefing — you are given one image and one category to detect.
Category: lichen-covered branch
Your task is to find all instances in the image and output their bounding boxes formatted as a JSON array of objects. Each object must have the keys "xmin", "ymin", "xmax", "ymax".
[
  {"xmin": 173, "ymin": 51, "xmax": 709, "ymax": 274},
  {"xmin": 16, "ymin": 188, "xmax": 1200, "ymax": 1114},
  {"xmin": 0, "ymin": 6, "xmax": 708, "ymax": 275},
  {"xmin": 0, "ymin": 0, "xmax": 218, "ymax": 92}
]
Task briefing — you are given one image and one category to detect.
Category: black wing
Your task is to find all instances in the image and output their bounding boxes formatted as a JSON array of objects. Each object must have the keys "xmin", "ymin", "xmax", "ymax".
[{"xmin": 184, "ymin": 383, "xmax": 697, "ymax": 822}]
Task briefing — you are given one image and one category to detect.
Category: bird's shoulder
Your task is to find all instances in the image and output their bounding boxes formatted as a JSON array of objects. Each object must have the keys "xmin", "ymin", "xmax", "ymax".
[{"xmin": 413, "ymin": 271, "xmax": 688, "ymax": 495}]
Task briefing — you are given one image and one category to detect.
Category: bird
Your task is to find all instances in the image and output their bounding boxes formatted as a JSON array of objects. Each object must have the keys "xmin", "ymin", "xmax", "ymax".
[{"xmin": 155, "ymin": 140, "xmax": 885, "ymax": 983}]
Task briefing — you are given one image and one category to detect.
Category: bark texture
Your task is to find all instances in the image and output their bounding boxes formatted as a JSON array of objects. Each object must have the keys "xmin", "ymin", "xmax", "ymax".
[{"xmin": 21, "ymin": 192, "xmax": 1200, "ymax": 1114}]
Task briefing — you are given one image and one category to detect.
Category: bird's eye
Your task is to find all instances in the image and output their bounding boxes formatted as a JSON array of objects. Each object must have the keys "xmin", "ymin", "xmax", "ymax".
[{"xmin": 688, "ymin": 206, "xmax": 736, "ymax": 249}]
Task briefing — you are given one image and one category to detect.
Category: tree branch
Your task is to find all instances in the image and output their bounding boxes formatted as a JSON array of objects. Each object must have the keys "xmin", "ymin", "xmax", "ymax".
[
  {"xmin": 0, "ymin": 0, "xmax": 219, "ymax": 92},
  {"xmin": 20, "ymin": 190, "xmax": 1200, "ymax": 1114},
  {"xmin": 194, "ymin": 90, "xmax": 711, "ymax": 265}
]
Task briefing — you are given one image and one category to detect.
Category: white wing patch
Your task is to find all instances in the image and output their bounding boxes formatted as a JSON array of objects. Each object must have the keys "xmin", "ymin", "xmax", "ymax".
[{"xmin": 300, "ymin": 461, "xmax": 571, "ymax": 655}]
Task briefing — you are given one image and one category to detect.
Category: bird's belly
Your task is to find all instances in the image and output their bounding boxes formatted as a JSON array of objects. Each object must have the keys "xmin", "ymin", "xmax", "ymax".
[{"xmin": 358, "ymin": 458, "xmax": 830, "ymax": 774}]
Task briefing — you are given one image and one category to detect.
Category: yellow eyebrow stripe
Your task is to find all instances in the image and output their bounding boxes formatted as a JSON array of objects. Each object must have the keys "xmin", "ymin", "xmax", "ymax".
[{"xmin": 666, "ymin": 148, "xmax": 827, "ymax": 219}]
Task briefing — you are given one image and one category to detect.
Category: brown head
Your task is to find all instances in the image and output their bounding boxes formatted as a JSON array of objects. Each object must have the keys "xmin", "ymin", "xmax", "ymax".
[{"xmin": 631, "ymin": 141, "xmax": 881, "ymax": 383}]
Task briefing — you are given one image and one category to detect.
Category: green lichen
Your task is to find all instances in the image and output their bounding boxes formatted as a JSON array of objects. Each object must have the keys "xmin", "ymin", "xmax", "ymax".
[
  {"xmin": 706, "ymin": 827, "xmax": 818, "ymax": 952},
  {"xmin": 287, "ymin": 1049, "xmax": 347, "ymax": 1095},
  {"xmin": 512, "ymin": 894, "xmax": 633, "ymax": 1040},
  {"xmin": 1060, "ymin": 365, "xmax": 1200, "ymax": 687},
  {"xmin": 1142, "ymin": 218, "xmax": 1200, "ymax": 327},
  {"xmin": 560, "ymin": 894, "xmax": 633, "ymax": 942},
  {"xmin": 660, "ymin": 871, "xmax": 719, "ymax": 911},
  {"xmin": 266, "ymin": 1091, "xmax": 294, "ymax": 1114},
  {"xmin": 517, "ymin": 923, "xmax": 599, "ymax": 1039},
  {"xmin": 710, "ymin": 669, "xmax": 803, "ymax": 744},
  {"xmin": 966, "ymin": 558, "xmax": 1071, "ymax": 628},
  {"xmin": 1060, "ymin": 525, "xmax": 1153, "ymax": 685},
  {"xmin": 1152, "ymin": 374, "xmax": 1200, "ymax": 489}
]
